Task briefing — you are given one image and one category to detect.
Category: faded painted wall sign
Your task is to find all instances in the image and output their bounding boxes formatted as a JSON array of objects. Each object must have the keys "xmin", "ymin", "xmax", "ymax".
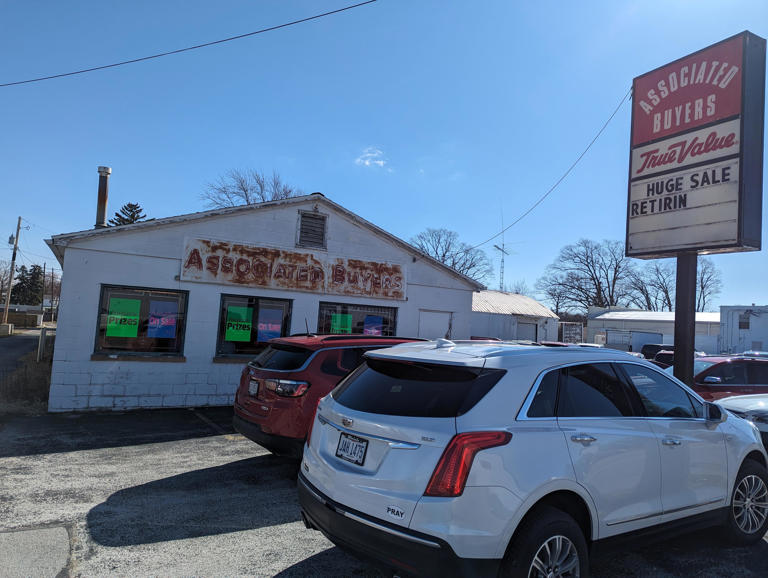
[{"xmin": 181, "ymin": 238, "xmax": 406, "ymax": 300}]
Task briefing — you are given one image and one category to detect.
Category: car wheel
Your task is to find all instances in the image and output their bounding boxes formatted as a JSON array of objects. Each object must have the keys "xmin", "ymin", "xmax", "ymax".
[
  {"xmin": 500, "ymin": 505, "xmax": 589, "ymax": 578},
  {"xmin": 723, "ymin": 459, "xmax": 768, "ymax": 545}
]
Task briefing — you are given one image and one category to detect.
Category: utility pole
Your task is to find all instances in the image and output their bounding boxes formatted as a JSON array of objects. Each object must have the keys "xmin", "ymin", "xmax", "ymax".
[
  {"xmin": 2, "ymin": 216, "xmax": 22, "ymax": 326},
  {"xmin": 50, "ymin": 269, "xmax": 55, "ymax": 320},
  {"xmin": 41, "ymin": 262, "xmax": 46, "ymax": 313}
]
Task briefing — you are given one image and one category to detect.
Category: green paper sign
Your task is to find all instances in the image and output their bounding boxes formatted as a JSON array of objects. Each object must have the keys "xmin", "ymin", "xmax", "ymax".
[
  {"xmin": 331, "ymin": 313, "xmax": 352, "ymax": 334},
  {"xmin": 225, "ymin": 306, "xmax": 253, "ymax": 342},
  {"xmin": 106, "ymin": 298, "xmax": 141, "ymax": 338}
]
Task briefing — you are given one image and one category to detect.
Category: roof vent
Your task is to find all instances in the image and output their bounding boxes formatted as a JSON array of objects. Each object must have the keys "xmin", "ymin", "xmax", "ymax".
[
  {"xmin": 435, "ymin": 338, "xmax": 456, "ymax": 349},
  {"xmin": 297, "ymin": 211, "xmax": 327, "ymax": 249}
]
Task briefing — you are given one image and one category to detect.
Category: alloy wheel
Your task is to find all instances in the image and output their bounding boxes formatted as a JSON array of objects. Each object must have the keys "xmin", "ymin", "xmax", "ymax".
[
  {"xmin": 733, "ymin": 474, "xmax": 768, "ymax": 534},
  {"xmin": 528, "ymin": 534, "xmax": 580, "ymax": 578}
]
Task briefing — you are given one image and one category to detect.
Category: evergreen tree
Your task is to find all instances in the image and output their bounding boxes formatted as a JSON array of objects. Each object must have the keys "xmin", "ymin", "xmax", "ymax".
[
  {"xmin": 109, "ymin": 202, "xmax": 147, "ymax": 226},
  {"xmin": 10, "ymin": 264, "xmax": 44, "ymax": 305}
]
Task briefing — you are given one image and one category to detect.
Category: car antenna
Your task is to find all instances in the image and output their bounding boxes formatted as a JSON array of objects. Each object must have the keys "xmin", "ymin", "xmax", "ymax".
[{"xmin": 305, "ymin": 318, "xmax": 310, "ymax": 334}]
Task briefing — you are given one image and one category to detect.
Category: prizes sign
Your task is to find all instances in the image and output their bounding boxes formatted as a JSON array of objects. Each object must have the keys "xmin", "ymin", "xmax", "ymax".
[
  {"xmin": 626, "ymin": 32, "xmax": 765, "ymax": 258},
  {"xmin": 106, "ymin": 298, "xmax": 141, "ymax": 338}
]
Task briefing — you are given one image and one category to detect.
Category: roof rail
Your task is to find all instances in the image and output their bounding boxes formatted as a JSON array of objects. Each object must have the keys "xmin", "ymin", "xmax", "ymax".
[{"xmin": 318, "ymin": 335, "xmax": 427, "ymax": 342}]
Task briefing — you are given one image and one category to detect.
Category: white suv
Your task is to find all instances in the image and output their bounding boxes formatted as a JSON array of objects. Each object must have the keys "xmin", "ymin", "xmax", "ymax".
[{"xmin": 298, "ymin": 341, "xmax": 768, "ymax": 577}]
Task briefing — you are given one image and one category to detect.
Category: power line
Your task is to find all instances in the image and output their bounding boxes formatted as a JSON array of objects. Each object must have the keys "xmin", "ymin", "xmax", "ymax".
[
  {"xmin": 0, "ymin": 0, "xmax": 377, "ymax": 88},
  {"xmin": 469, "ymin": 86, "xmax": 632, "ymax": 250},
  {"xmin": 21, "ymin": 217, "xmax": 57, "ymax": 235}
]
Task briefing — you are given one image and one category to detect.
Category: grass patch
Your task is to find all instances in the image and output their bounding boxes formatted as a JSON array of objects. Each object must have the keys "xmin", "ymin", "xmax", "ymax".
[{"xmin": 0, "ymin": 350, "xmax": 52, "ymax": 416}]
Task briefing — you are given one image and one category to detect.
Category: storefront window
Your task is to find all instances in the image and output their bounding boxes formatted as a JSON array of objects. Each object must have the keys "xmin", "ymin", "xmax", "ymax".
[
  {"xmin": 317, "ymin": 302, "xmax": 397, "ymax": 336},
  {"xmin": 217, "ymin": 295, "xmax": 292, "ymax": 355},
  {"xmin": 95, "ymin": 286, "xmax": 188, "ymax": 355}
]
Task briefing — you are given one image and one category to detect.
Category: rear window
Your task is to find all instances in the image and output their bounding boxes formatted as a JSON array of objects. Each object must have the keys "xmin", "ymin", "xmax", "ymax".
[
  {"xmin": 332, "ymin": 359, "xmax": 506, "ymax": 417},
  {"xmin": 250, "ymin": 344, "xmax": 313, "ymax": 371}
]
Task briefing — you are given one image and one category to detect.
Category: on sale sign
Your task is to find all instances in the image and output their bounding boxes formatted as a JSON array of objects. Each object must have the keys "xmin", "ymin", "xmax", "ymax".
[{"xmin": 626, "ymin": 32, "xmax": 765, "ymax": 258}]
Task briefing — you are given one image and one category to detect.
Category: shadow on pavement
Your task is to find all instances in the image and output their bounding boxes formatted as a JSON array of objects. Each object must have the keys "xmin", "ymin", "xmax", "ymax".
[
  {"xmin": 592, "ymin": 526, "xmax": 768, "ymax": 577},
  {"xmin": 0, "ymin": 407, "xmax": 236, "ymax": 458},
  {"xmin": 273, "ymin": 547, "xmax": 384, "ymax": 578},
  {"xmin": 87, "ymin": 455, "xmax": 300, "ymax": 546}
]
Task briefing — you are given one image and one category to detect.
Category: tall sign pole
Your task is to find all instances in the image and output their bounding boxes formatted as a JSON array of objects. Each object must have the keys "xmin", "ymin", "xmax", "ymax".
[
  {"xmin": 2, "ymin": 216, "xmax": 22, "ymax": 326},
  {"xmin": 626, "ymin": 31, "xmax": 766, "ymax": 385},
  {"xmin": 674, "ymin": 253, "xmax": 697, "ymax": 385}
]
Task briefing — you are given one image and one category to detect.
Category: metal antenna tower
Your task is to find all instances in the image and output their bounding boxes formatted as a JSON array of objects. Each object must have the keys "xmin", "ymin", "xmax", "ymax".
[{"xmin": 493, "ymin": 212, "xmax": 507, "ymax": 292}]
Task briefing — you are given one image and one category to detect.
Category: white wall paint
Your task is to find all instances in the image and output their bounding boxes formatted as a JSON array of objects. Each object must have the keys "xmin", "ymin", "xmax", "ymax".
[{"xmin": 49, "ymin": 199, "xmax": 476, "ymax": 411}]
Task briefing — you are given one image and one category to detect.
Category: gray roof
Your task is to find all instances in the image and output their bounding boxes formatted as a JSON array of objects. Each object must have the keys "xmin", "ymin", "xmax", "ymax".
[
  {"xmin": 593, "ymin": 310, "xmax": 720, "ymax": 323},
  {"xmin": 45, "ymin": 193, "xmax": 484, "ymax": 291},
  {"xmin": 472, "ymin": 291, "xmax": 558, "ymax": 319}
]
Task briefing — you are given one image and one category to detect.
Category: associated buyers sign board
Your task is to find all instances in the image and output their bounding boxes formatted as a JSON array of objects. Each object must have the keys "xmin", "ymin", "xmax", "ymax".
[{"xmin": 626, "ymin": 32, "xmax": 765, "ymax": 258}]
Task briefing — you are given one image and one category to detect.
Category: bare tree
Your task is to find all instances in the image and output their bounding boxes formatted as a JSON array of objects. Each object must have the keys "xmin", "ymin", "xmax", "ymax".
[
  {"xmin": 410, "ymin": 228, "xmax": 493, "ymax": 283},
  {"xmin": 534, "ymin": 271, "xmax": 570, "ymax": 316},
  {"xmin": 626, "ymin": 260, "xmax": 675, "ymax": 311},
  {"xmin": 201, "ymin": 169, "xmax": 302, "ymax": 208},
  {"xmin": 696, "ymin": 257, "xmax": 723, "ymax": 312},
  {"xmin": 538, "ymin": 239, "xmax": 635, "ymax": 313},
  {"xmin": 0, "ymin": 259, "xmax": 10, "ymax": 304},
  {"xmin": 508, "ymin": 278, "xmax": 531, "ymax": 296}
]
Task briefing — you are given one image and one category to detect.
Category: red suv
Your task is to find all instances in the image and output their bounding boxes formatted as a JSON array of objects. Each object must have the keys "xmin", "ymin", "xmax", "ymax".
[{"xmin": 233, "ymin": 335, "xmax": 420, "ymax": 458}]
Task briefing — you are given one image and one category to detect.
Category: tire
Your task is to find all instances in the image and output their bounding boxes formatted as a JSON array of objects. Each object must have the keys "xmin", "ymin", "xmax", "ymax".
[
  {"xmin": 723, "ymin": 459, "xmax": 768, "ymax": 545},
  {"xmin": 500, "ymin": 505, "xmax": 589, "ymax": 578}
]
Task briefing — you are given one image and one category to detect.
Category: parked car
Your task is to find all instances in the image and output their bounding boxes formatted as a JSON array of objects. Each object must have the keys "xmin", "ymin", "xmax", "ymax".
[
  {"xmin": 742, "ymin": 350, "xmax": 768, "ymax": 358},
  {"xmin": 641, "ymin": 343, "xmax": 705, "ymax": 360},
  {"xmin": 299, "ymin": 341, "xmax": 767, "ymax": 576},
  {"xmin": 719, "ymin": 394, "xmax": 768, "ymax": 447},
  {"xmin": 640, "ymin": 343, "xmax": 674, "ymax": 359},
  {"xmin": 653, "ymin": 349, "xmax": 675, "ymax": 367},
  {"xmin": 665, "ymin": 356, "xmax": 768, "ymax": 401},
  {"xmin": 233, "ymin": 334, "xmax": 420, "ymax": 458}
]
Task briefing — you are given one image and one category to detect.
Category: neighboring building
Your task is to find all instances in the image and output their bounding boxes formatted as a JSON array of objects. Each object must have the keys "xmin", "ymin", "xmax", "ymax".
[
  {"xmin": 46, "ymin": 191, "xmax": 483, "ymax": 412},
  {"xmin": 471, "ymin": 290, "xmax": 558, "ymax": 341},
  {"xmin": 719, "ymin": 305, "xmax": 768, "ymax": 353},
  {"xmin": 587, "ymin": 308, "xmax": 720, "ymax": 353}
]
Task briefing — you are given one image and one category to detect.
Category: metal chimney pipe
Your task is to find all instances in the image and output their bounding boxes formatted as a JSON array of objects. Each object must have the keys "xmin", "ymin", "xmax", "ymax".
[{"xmin": 95, "ymin": 166, "xmax": 112, "ymax": 228}]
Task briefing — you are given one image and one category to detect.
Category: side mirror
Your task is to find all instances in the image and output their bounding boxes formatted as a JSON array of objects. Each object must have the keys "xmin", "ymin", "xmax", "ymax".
[
  {"xmin": 703, "ymin": 376, "xmax": 723, "ymax": 384},
  {"xmin": 705, "ymin": 402, "xmax": 727, "ymax": 423}
]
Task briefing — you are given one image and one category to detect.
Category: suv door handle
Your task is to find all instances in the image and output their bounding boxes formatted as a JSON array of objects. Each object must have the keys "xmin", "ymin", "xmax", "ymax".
[
  {"xmin": 662, "ymin": 438, "xmax": 682, "ymax": 446},
  {"xmin": 571, "ymin": 434, "xmax": 597, "ymax": 444}
]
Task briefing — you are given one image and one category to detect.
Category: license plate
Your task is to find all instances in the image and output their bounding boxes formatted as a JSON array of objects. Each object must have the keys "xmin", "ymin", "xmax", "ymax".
[
  {"xmin": 248, "ymin": 379, "xmax": 259, "ymax": 396},
  {"xmin": 336, "ymin": 432, "xmax": 368, "ymax": 466}
]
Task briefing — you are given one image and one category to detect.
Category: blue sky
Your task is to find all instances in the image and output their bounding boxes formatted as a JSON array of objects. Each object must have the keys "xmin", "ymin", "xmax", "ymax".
[{"xmin": 1, "ymin": 0, "xmax": 767, "ymax": 309}]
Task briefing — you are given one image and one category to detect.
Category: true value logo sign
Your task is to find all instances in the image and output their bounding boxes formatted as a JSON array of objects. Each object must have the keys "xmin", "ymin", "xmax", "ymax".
[{"xmin": 626, "ymin": 32, "xmax": 765, "ymax": 258}]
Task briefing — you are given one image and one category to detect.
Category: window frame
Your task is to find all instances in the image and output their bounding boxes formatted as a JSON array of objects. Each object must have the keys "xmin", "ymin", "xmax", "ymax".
[
  {"xmin": 518, "ymin": 360, "xmax": 707, "ymax": 421},
  {"xmin": 93, "ymin": 284, "xmax": 189, "ymax": 359},
  {"xmin": 317, "ymin": 301, "xmax": 398, "ymax": 336},
  {"xmin": 739, "ymin": 312, "xmax": 751, "ymax": 330},
  {"xmin": 614, "ymin": 362, "xmax": 701, "ymax": 420},
  {"xmin": 556, "ymin": 363, "xmax": 638, "ymax": 419},
  {"xmin": 215, "ymin": 293, "xmax": 293, "ymax": 358}
]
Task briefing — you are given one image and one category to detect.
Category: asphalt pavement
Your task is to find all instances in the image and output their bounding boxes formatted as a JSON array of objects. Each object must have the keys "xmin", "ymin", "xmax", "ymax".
[
  {"xmin": 1, "ymin": 406, "xmax": 767, "ymax": 577},
  {"xmin": 0, "ymin": 329, "xmax": 39, "ymax": 375}
]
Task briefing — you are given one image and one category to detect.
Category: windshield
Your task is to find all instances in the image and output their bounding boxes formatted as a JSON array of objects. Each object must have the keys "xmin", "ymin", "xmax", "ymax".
[{"xmin": 250, "ymin": 344, "xmax": 313, "ymax": 370}]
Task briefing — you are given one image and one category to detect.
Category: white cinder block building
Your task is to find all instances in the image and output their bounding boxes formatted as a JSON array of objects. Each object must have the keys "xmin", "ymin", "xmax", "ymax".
[
  {"xmin": 46, "ymin": 191, "xmax": 482, "ymax": 412},
  {"xmin": 586, "ymin": 309, "xmax": 721, "ymax": 353}
]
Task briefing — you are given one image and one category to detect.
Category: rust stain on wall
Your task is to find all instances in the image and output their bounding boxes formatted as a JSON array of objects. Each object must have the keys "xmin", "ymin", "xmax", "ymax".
[{"xmin": 181, "ymin": 238, "xmax": 405, "ymax": 300}]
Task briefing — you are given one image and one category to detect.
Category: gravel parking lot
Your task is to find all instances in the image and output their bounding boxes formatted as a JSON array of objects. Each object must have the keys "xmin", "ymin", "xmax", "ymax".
[{"xmin": 1, "ymin": 407, "xmax": 767, "ymax": 577}]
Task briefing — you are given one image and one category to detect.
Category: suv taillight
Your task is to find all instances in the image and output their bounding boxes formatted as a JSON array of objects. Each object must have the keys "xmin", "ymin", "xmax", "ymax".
[
  {"xmin": 424, "ymin": 431, "xmax": 512, "ymax": 497},
  {"xmin": 264, "ymin": 379, "xmax": 310, "ymax": 397}
]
